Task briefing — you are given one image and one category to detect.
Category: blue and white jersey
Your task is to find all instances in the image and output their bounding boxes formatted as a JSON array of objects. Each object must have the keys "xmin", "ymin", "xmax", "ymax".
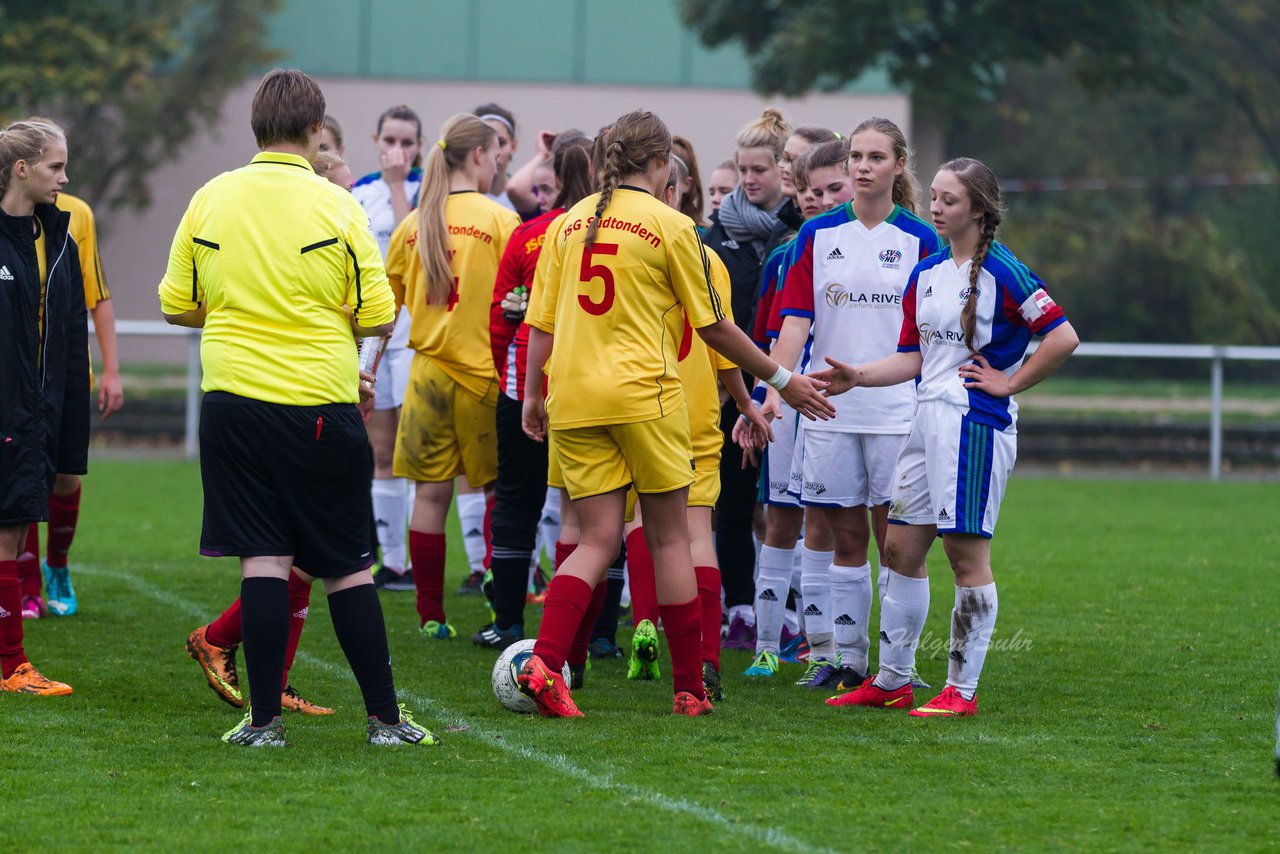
[
  {"xmin": 780, "ymin": 203, "xmax": 940, "ymax": 434},
  {"xmin": 899, "ymin": 242, "xmax": 1067, "ymax": 432},
  {"xmin": 351, "ymin": 168, "xmax": 424, "ymax": 259}
]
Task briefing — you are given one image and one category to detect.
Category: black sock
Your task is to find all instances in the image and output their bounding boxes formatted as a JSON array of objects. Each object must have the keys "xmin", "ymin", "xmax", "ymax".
[
  {"xmin": 591, "ymin": 545, "xmax": 627, "ymax": 644},
  {"xmin": 490, "ymin": 553, "xmax": 530, "ymax": 630},
  {"xmin": 327, "ymin": 583, "xmax": 399, "ymax": 724},
  {"xmin": 240, "ymin": 576, "xmax": 289, "ymax": 726}
]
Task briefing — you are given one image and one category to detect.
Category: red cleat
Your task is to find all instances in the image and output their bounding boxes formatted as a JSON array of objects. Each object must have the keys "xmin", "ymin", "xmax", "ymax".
[
  {"xmin": 909, "ymin": 685, "xmax": 978, "ymax": 717},
  {"xmin": 516, "ymin": 653, "xmax": 583, "ymax": 718},
  {"xmin": 826, "ymin": 675, "xmax": 913, "ymax": 709},
  {"xmin": 672, "ymin": 691, "xmax": 714, "ymax": 716}
]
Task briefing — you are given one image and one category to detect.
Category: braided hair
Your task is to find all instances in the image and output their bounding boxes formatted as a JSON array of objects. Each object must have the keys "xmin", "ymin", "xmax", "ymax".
[
  {"xmin": 940, "ymin": 157, "xmax": 1005, "ymax": 352},
  {"xmin": 585, "ymin": 111, "xmax": 671, "ymax": 247}
]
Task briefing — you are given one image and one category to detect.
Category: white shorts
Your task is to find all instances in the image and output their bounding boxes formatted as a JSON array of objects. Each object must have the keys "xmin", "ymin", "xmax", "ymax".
[
  {"xmin": 795, "ymin": 429, "xmax": 906, "ymax": 507},
  {"xmin": 762, "ymin": 402, "xmax": 801, "ymax": 507},
  {"xmin": 888, "ymin": 400, "xmax": 1016, "ymax": 538},
  {"xmin": 374, "ymin": 307, "xmax": 414, "ymax": 411}
]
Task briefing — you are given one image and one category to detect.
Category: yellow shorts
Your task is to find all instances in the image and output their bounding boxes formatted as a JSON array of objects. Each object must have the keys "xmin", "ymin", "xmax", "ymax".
[
  {"xmin": 394, "ymin": 354, "xmax": 497, "ymax": 487},
  {"xmin": 688, "ymin": 452, "xmax": 721, "ymax": 508},
  {"xmin": 546, "ymin": 430, "xmax": 565, "ymax": 490},
  {"xmin": 551, "ymin": 405, "xmax": 694, "ymax": 501}
]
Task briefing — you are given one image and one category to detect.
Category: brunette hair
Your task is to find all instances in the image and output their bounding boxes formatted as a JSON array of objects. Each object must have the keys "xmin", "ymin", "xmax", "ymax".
[
  {"xmin": 376, "ymin": 105, "xmax": 424, "ymax": 168},
  {"xmin": 793, "ymin": 126, "xmax": 838, "ymax": 146},
  {"xmin": 671, "ymin": 134, "xmax": 705, "ymax": 225},
  {"xmin": 551, "ymin": 130, "xmax": 593, "ymax": 211},
  {"xmin": 805, "ymin": 139, "xmax": 850, "ymax": 174},
  {"xmin": 851, "ymin": 116, "xmax": 921, "ymax": 215},
  {"xmin": 322, "ymin": 115, "xmax": 344, "ymax": 149},
  {"xmin": 790, "ymin": 150, "xmax": 813, "ymax": 191},
  {"xmin": 585, "ymin": 111, "xmax": 671, "ymax": 247},
  {"xmin": 250, "ymin": 69, "xmax": 325, "ymax": 149},
  {"xmin": 416, "ymin": 114, "xmax": 498, "ymax": 304},
  {"xmin": 0, "ymin": 120, "xmax": 66, "ymax": 199},
  {"xmin": 939, "ymin": 156, "xmax": 1004, "ymax": 351},
  {"xmin": 473, "ymin": 103, "xmax": 517, "ymax": 139}
]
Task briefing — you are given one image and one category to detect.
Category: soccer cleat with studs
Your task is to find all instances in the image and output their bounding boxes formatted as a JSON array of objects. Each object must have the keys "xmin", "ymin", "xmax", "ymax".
[
  {"xmin": 43, "ymin": 561, "xmax": 77, "ymax": 616},
  {"xmin": 0, "ymin": 662, "xmax": 73, "ymax": 696},
  {"xmin": 21, "ymin": 594, "xmax": 44, "ymax": 620},
  {"xmin": 368, "ymin": 704, "xmax": 440, "ymax": 745},
  {"xmin": 186, "ymin": 625, "xmax": 243, "ymax": 707},
  {"xmin": 833, "ymin": 665, "xmax": 868, "ymax": 693},
  {"xmin": 281, "ymin": 684, "xmax": 334, "ymax": 715},
  {"xmin": 627, "ymin": 619, "xmax": 661, "ymax": 680},
  {"xmin": 419, "ymin": 620, "xmax": 457, "ymax": 640},
  {"xmin": 743, "ymin": 650, "xmax": 779, "ymax": 677},
  {"xmin": 221, "ymin": 710, "xmax": 286, "ymax": 747},
  {"xmin": 826, "ymin": 675, "xmax": 913, "ymax": 709},
  {"xmin": 516, "ymin": 653, "xmax": 583, "ymax": 717},
  {"xmin": 795, "ymin": 658, "xmax": 841, "ymax": 690},
  {"xmin": 702, "ymin": 661, "xmax": 724, "ymax": 702},
  {"xmin": 471, "ymin": 622, "xmax": 523, "ymax": 650},
  {"xmin": 672, "ymin": 691, "xmax": 714, "ymax": 716},
  {"xmin": 909, "ymin": 685, "xmax": 979, "ymax": 717}
]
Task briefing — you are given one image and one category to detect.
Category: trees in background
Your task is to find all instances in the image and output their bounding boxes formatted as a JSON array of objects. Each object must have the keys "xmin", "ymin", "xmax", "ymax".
[{"xmin": 0, "ymin": 0, "xmax": 281, "ymax": 211}]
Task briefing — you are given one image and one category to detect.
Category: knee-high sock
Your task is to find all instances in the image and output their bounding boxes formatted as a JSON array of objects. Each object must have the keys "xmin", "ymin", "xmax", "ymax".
[
  {"xmin": 567, "ymin": 581, "xmax": 608, "ymax": 668},
  {"xmin": 408, "ymin": 530, "xmax": 446, "ymax": 625},
  {"xmin": 874, "ymin": 570, "xmax": 930, "ymax": 691},
  {"xmin": 482, "ymin": 493, "xmax": 495, "ymax": 571},
  {"xmin": 754, "ymin": 546, "xmax": 792, "ymax": 655},
  {"xmin": 328, "ymin": 583, "xmax": 399, "ymax": 724},
  {"xmin": 830, "ymin": 562, "xmax": 873, "ymax": 675},
  {"xmin": 790, "ymin": 549, "xmax": 805, "ymax": 633},
  {"xmin": 536, "ymin": 487, "xmax": 561, "ymax": 565},
  {"xmin": 659, "ymin": 598, "xmax": 704, "ymax": 699},
  {"xmin": 624, "ymin": 528, "xmax": 658, "ymax": 628},
  {"xmin": 554, "ymin": 540, "xmax": 576, "ymax": 573},
  {"xmin": 491, "ymin": 545, "xmax": 531, "ymax": 630},
  {"xmin": 206, "ymin": 596, "xmax": 243, "ymax": 648},
  {"xmin": 0, "ymin": 561, "xmax": 28, "ymax": 678},
  {"xmin": 371, "ymin": 478, "xmax": 409, "ymax": 571},
  {"xmin": 456, "ymin": 492, "xmax": 487, "ymax": 572},
  {"xmin": 800, "ymin": 547, "xmax": 835, "ymax": 661},
  {"xmin": 694, "ymin": 565, "xmax": 722, "ymax": 669},
  {"xmin": 947, "ymin": 583, "xmax": 998, "ymax": 701},
  {"xmin": 45, "ymin": 486, "xmax": 81, "ymax": 569},
  {"xmin": 533, "ymin": 574, "xmax": 592, "ymax": 673},
  {"xmin": 282, "ymin": 572, "xmax": 311, "ymax": 689},
  {"xmin": 240, "ymin": 577, "xmax": 289, "ymax": 725},
  {"xmin": 17, "ymin": 526, "xmax": 40, "ymax": 598},
  {"xmin": 878, "ymin": 563, "xmax": 890, "ymax": 606},
  {"xmin": 591, "ymin": 547, "xmax": 626, "ymax": 644}
]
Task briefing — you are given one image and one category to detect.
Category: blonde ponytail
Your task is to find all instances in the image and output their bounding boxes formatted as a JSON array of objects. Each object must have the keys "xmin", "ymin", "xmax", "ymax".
[{"xmin": 0, "ymin": 121, "xmax": 65, "ymax": 201}]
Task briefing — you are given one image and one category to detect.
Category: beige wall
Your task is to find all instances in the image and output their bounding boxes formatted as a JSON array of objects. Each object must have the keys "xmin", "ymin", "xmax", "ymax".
[{"xmin": 101, "ymin": 76, "xmax": 907, "ymax": 363}]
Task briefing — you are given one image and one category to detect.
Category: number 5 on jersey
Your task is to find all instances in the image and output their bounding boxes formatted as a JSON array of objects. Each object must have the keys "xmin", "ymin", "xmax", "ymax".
[{"xmin": 578, "ymin": 243, "xmax": 618, "ymax": 315}]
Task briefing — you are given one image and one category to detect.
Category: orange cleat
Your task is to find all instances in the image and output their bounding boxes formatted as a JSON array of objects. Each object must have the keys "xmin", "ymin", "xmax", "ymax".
[
  {"xmin": 281, "ymin": 684, "xmax": 335, "ymax": 715},
  {"xmin": 186, "ymin": 624, "xmax": 243, "ymax": 708},
  {"xmin": 826, "ymin": 675, "xmax": 913, "ymax": 709},
  {"xmin": 672, "ymin": 691, "xmax": 714, "ymax": 716},
  {"xmin": 516, "ymin": 653, "xmax": 583, "ymax": 718},
  {"xmin": 909, "ymin": 685, "xmax": 978, "ymax": 717},
  {"xmin": 1, "ymin": 662, "xmax": 73, "ymax": 696}
]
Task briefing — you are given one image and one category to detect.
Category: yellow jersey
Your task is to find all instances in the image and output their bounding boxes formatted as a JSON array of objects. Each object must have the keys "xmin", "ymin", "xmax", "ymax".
[
  {"xmin": 679, "ymin": 249, "xmax": 735, "ymax": 461},
  {"xmin": 386, "ymin": 190, "xmax": 520, "ymax": 400},
  {"xmin": 158, "ymin": 151, "xmax": 394, "ymax": 406},
  {"xmin": 56, "ymin": 193, "xmax": 109, "ymax": 309}
]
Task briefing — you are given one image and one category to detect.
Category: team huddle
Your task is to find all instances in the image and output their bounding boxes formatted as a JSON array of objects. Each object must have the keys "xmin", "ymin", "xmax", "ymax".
[{"xmin": 1, "ymin": 67, "xmax": 1078, "ymax": 745}]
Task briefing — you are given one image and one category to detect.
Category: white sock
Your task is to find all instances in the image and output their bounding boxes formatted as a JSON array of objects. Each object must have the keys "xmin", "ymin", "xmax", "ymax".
[
  {"xmin": 371, "ymin": 478, "xmax": 409, "ymax": 572},
  {"xmin": 830, "ymin": 562, "xmax": 872, "ymax": 675},
  {"xmin": 456, "ymin": 492, "xmax": 487, "ymax": 573},
  {"xmin": 877, "ymin": 563, "xmax": 890, "ymax": 606},
  {"xmin": 752, "ymin": 530, "xmax": 763, "ymax": 585},
  {"xmin": 753, "ymin": 546, "xmax": 792, "ymax": 654},
  {"xmin": 728, "ymin": 604, "xmax": 755, "ymax": 627},
  {"xmin": 800, "ymin": 547, "xmax": 835, "ymax": 661},
  {"xmin": 874, "ymin": 570, "xmax": 930, "ymax": 691},
  {"xmin": 790, "ymin": 548, "xmax": 805, "ymax": 633},
  {"xmin": 946, "ymin": 583, "xmax": 998, "ymax": 701},
  {"xmin": 783, "ymin": 609, "xmax": 799, "ymax": 633},
  {"xmin": 536, "ymin": 487, "xmax": 560, "ymax": 564}
]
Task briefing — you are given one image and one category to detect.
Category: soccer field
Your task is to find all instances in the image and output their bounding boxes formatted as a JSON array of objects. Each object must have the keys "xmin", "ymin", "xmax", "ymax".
[{"xmin": 3, "ymin": 460, "xmax": 1276, "ymax": 851}]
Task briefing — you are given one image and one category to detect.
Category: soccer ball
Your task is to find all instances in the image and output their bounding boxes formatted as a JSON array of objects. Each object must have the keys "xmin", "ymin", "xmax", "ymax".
[{"xmin": 492, "ymin": 639, "xmax": 570, "ymax": 713}]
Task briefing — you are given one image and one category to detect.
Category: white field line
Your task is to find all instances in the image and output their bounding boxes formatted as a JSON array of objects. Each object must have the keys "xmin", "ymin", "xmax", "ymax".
[{"xmin": 80, "ymin": 565, "xmax": 834, "ymax": 854}]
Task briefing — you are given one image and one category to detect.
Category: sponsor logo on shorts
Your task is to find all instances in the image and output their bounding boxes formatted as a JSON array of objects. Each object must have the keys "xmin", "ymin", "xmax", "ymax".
[
  {"xmin": 292, "ymin": 608, "xmax": 309, "ymax": 620},
  {"xmin": 879, "ymin": 248, "xmax": 902, "ymax": 269},
  {"xmin": 769, "ymin": 480, "xmax": 789, "ymax": 493},
  {"xmin": 804, "ymin": 480, "xmax": 827, "ymax": 495},
  {"xmin": 938, "ymin": 508, "xmax": 951, "ymax": 522}
]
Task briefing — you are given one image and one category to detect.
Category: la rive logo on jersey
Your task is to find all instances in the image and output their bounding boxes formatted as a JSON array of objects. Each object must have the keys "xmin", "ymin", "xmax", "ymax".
[
  {"xmin": 917, "ymin": 321, "xmax": 967, "ymax": 347},
  {"xmin": 878, "ymin": 248, "xmax": 903, "ymax": 269},
  {"xmin": 824, "ymin": 282, "xmax": 901, "ymax": 309}
]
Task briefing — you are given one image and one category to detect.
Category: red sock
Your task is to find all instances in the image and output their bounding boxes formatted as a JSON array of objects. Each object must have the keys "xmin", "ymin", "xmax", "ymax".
[
  {"xmin": 206, "ymin": 596, "xmax": 243, "ymax": 648},
  {"xmin": 409, "ymin": 530, "xmax": 447, "ymax": 625},
  {"xmin": 553, "ymin": 540, "xmax": 576, "ymax": 572},
  {"xmin": 0, "ymin": 561, "xmax": 28, "ymax": 679},
  {"xmin": 533, "ymin": 573, "xmax": 592, "ymax": 673},
  {"xmin": 45, "ymin": 485, "xmax": 81, "ymax": 569},
  {"xmin": 17, "ymin": 526, "xmax": 41, "ymax": 598},
  {"xmin": 694, "ymin": 565, "xmax": 722, "ymax": 671},
  {"xmin": 567, "ymin": 582, "xmax": 608, "ymax": 668},
  {"xmin": 282, "ymin": 572, "xmax": 311, "ymax": 689},
  {"xmin": 482, "ymin": 493, "xmax": 495, "ymax": 570},
  {"xmin": 659, "ymin": 597, "xmax": 704, "ymax": 700},
  {"xmin": 625, "ymin": 528, "xmax": 658, "ymax": 627}
]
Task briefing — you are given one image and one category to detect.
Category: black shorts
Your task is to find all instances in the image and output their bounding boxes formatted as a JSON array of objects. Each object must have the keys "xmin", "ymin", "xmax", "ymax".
[{"xmin": 198, "ymin": 391, "xmax": 374, "ymax": 578}]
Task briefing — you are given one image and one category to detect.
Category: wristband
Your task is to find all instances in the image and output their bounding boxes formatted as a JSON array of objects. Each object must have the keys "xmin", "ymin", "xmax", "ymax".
[
  {"xmin": 764, "ymin": 365, "xmax": 792, "ymax": 391},
  {"xmin": 750, "ymin": 386, "xmax": 768, "ymax": 405}
]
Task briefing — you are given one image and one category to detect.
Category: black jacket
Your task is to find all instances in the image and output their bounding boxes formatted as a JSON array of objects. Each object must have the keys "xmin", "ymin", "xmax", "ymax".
[
  {"xmin": 701, "ymin": 199, "xmax": 804, "ymax": 339},
  {"xmin": 0, "ymin": 202, "xmax": 90, "ymax": 525}
]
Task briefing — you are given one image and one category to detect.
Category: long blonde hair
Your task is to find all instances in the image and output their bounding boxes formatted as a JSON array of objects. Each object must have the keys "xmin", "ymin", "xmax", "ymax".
[
  {"xmin": 0, "ymin": 121, "xmax": 65, "ymax": 200},
  {"xmin": 851, "ymin": 117, "xmax": 921, "ymax": 215},
  {"xmin": 939, "ymin": 157, "xmax": 1004, "ymax": 351},
  {"xmin": 585, "ymin": 111, "xmax": 671, "ymax": 247},
  {"xmin": 416, "ymin": 114, "xmax": 497, "ymax": 305}
]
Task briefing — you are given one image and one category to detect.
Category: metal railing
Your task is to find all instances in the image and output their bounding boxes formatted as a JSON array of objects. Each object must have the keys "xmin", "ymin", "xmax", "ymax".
[{"xmin": 100, "ymin": 321, "xmax": 1280, "ymax": 478}]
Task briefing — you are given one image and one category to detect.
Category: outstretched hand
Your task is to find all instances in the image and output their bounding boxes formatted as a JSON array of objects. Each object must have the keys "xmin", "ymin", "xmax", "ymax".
[
  {"xmin": 806, "ymin": 356, "xmax": 860, "ymax": 397},
  {"xmin": 779, "ymin": 373, "xmax": 834, "ymax": 420}
]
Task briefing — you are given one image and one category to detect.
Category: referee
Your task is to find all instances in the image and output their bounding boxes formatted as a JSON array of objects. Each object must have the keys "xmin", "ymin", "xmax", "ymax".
[{"xmin": 158, "ymin": 69, "xmax": 436, "ymax": 747}]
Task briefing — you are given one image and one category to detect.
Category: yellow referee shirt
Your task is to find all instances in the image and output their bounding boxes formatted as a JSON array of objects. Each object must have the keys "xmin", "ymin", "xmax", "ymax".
[
  {"xmin": 385, "ymin": 190, "xmax": 520, "ymax": 400},
  {"xmin": 680, "ymin": 249, "xmax": 735, "ymax": 461},
  {"xmin": 157, "ymin": 151, "xmax": 394, "ymax": 406},
  {"xmin": 528, "ymin": 186, "xmax": 725, "ymax": 429},
  {"xmin": 56, "ymin": 193, "xmax": 109, "ymax": 309}
]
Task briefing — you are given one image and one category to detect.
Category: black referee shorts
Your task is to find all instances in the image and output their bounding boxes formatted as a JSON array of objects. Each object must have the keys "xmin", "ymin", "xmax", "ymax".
[{"xmin": 198, "ymin": 391, "xmax": 374, "ymax": 578}]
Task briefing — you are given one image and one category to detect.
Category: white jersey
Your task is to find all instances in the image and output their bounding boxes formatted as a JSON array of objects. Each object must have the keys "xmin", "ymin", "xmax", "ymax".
[
  {"xmin": 780, "ymin": 203, "xmax": 940, "ymax": 434},
  {"xmin": 899, "ymin": 242, "xmax": 1067, "ymax": 432},
  {"xmin": 351, "ymin": 168, "xmax": 424, "ymax": 258}
]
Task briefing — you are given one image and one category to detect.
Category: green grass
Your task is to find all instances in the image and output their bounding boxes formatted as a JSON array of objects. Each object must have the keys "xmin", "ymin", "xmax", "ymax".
[{"xmin": 4, "ymin": 461, "xmax": 1278, "ymax": 851}]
